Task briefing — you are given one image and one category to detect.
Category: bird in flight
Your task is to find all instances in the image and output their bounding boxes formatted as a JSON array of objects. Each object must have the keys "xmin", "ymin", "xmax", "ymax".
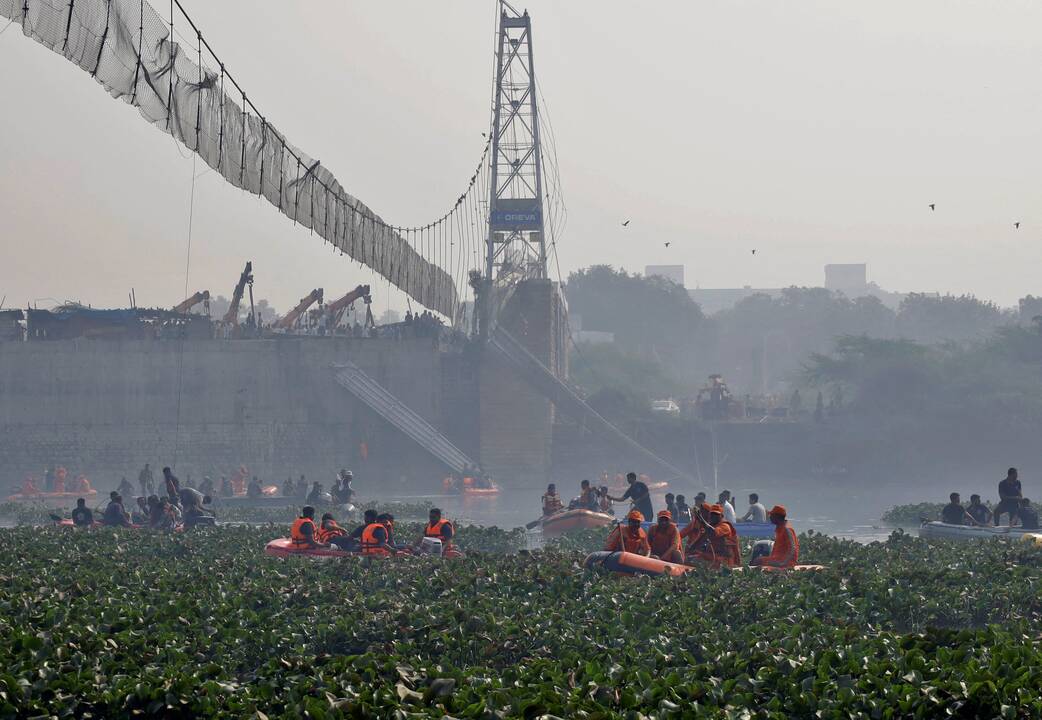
[
  {"xmin": 751, "ymin": 249, "xmax": 757, "ymax": 255},
  {"xmin": 622, "ymin": 220, "xmax": 630, "ymax": 227},
  {"xmin": 1014, "ymin": 222, "xmax": 1021, "ymax": 229},
  {"xmin": 664, "ymin": 242, "xmax": 671, "ymax": 247},
  {"xmin": 929, "ymin": 203, "xmax": 936, "ymax": 211}
]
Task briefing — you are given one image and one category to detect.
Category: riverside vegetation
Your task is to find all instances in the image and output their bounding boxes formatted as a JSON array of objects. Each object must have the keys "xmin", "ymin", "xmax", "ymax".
[{"xmin": 2, "ymin": 526, "xmax": 1042, "ymax": 717}]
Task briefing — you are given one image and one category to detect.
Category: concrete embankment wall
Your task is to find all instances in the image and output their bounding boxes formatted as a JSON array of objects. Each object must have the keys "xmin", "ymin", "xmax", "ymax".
[{"xmin": 0, "ymin": 337, "xmax": 471, "ymax": 492}]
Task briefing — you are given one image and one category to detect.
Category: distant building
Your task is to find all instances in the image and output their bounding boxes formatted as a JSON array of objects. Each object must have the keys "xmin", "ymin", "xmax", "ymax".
[
  {"xmin": 645, "ymin": 265, "xmax": 685, "ymax": 286},
  {"xmin": 687, "ymin": 286, "xmax": 783, "ymax": 315},
  {"xmin": 824, "ymin": 264, "xmax": 868, "ymax": 294},
  {"xmin": 688, "ymin": 264, "xmax": 907, "ymax": 315}
]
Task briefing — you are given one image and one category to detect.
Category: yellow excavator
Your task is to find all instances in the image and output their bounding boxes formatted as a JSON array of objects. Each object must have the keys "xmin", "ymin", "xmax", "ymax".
[
  {"xmin": 274, "ymin": 288, "xmax": 323, "ymax": 331},
  {"xmin": 172, "ymin": 290, "xmax": 210, "ymax": 315},
  {"xmin": 222, "ymin": 261, "xmax": 254, "ymax": 326},
  {"xmin": 325, "ymin": 284, "xmax": 373, "ymax": 330}
]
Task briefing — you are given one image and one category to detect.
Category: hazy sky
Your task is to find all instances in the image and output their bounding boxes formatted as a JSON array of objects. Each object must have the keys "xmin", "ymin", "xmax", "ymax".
[{"xmin": 1, "ymin": 0, "xmax": 1040, "ymax": 315}]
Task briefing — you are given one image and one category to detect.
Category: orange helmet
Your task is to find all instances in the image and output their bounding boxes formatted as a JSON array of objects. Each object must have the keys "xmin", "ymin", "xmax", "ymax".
[
  {"xmin": 657, "ymin": 510, "xmax": 672, "ymax": 521},
  {"xmin": 769, "ymin": 505, "xmax": 787, "ymax": 518},
  {"xmin": 626, "ymin": 510, "xmax": 644, "ymax": 522}
]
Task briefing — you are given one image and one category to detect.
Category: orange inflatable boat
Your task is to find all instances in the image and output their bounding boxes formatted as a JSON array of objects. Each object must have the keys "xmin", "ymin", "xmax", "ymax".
[
  {"xmin": 264, "ymin": 538, "xmax": 358, "ymax": 558},
  {"xmin": 542, "ymin": 509, "xmax": 615, "ymax": 536},
  {"xmin": 583, "ymin": 551, "xmax": 695, "ymax": 577}
]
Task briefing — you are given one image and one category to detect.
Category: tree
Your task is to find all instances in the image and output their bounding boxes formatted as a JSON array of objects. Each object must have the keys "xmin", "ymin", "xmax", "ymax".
[{"xmin": 896, "ymin": 293, "xmax": 1011, "ymax": 344}]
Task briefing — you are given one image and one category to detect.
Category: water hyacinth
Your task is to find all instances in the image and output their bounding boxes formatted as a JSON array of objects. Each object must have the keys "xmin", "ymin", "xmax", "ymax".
[{"xmin": 0, "ymin": 526, "xmax": 1041, "ymax": 717}]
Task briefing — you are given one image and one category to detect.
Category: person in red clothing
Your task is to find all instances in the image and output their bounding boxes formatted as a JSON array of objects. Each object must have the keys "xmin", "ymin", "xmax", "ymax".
[
  {"xmin": 680, "ymin": 502, "xmax": 712, "ymax": 559},
  {"xmin": 751, "ymin": 505, "xmax": 799, "ymax": 569},
  {"xmin": 647, "ymin": 510, "xmax": 684, "ymax": 563},
  {"xmin": 604, "ymin": 510, "xmax": 651, "ymax": 556}
]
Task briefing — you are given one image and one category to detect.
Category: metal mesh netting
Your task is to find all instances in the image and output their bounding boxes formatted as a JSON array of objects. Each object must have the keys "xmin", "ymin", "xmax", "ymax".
[{"xmin": 2, "ymin": 0, "xmax": 459, "ymax": 318}]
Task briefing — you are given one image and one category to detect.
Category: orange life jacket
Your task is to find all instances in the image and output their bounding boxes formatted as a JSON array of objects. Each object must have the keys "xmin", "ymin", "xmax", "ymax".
[
  {"xmin": 424, "ymin": 519, "xmax": 454, "ymax": 549},
  {"xmin": 714, "ymin": 520, "xmax": 742, "ymax": 567},
  {"xmin": 316, "ymin": 521, "xmax": 346, "ymax": 543},
  {"xmin": 648, "ymin": 522, "xmax": 681, "ymax": 557},
  {"xmin": 361, "ymin": 522, "xmax": 390, "ymax": 556},
  {"xmin": 290, "ymin": 517, "xmax": 316, "ymax": 546},
  {"xmin": 765, "ymin": 522, "xmax": 799, "ymax": 568},
  {"xmin": 605, "ymin": 526, "xmax": 649, "ymax": 555}
]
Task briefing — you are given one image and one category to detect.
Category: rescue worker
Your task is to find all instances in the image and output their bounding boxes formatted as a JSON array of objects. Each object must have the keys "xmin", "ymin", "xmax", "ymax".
[
  {"xmin": 687, "ymin": 505, "xmax": 740, "ymax": 568},
  {"xmin": 647, "ymin": 509, "xmax": 684, "ymax": 563},
  {"xmin": 751, "ymin": 505, "xmax": 799, "ymax": 569},
  {"xmin": 306, "ymin": 482, "xmax": 326, "ymax": 505},
  {"xmin": 316, "ymin": 512, "xmax": 352, "ymax": 548},
  {"xmin": 604, "ymin": 510, "xmax": 651, "ymax": 556},
  {"xmin": 542, "ymin": 483, "xmax": 564, "ymax": 516},
  {"xmin": 664, "ymin": 494, "xmax": 678, "ymax": 520},
  {"xmin": 597, "ymin": 486, "xmax": 613, "ymax": 514},
  {"xmin": 360, "ymin": 513, "xmax": 394, "ymax": 556},
  {"xmin": 71, "ymin": 474, "xmax": 92, "ymax": 494},
  {"xmin": 349, "ymin": 509, "xmax": 379, "ymax": 547},
  {"xmin": 282, "ymin": 477, "xmax": 295, "ymax": 498},
  {"xmin": 417, "ymin": 508, "xmax": 457, "ymax": 556},
  {"xmin": 71, "ymin": 498, "xmax": 94, "ymax": 527},
  {"xmin": 247, "ymin": 477, "xmax": 263, "ymax": 498},
  {"xmin": 674, "ymin": 494, "xmax": 691, "ymax": 523},
  {"xmin": 606, "ymin": 472, "xmax": 654, "ymax": 521},
  {"xmin": 290, "ymin": 506, "xmax": 328, "ymax": 550},
  {"xmin": 680, "ymin": 502, "xmax": 712, "ymax": 559}
]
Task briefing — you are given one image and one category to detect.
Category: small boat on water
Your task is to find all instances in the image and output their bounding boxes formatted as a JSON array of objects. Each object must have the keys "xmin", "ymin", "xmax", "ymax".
[
  {"xmin": 636, "ymin": 520, "xmax": 776, "ymax": 539},
  {"xmin": 919, "ymin": 521, "xmax": 1041, "ymax": 541},
  {"xmin": 541, "ymin": 508, "xmax": 615, "ymax": 536},
  {"xmin": 264, "ymin": 537, "xmax": 463, "ymax": 559},
  {"xmin": 6, "ymin": 490, "xmax": 98, "ymax": 508},
  {"xmin": 462, "ymin": 485, "xmax": 500, "ymax": 497}
]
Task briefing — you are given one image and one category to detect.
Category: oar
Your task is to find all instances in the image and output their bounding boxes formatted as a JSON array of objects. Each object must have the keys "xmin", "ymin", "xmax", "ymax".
[{"xmin": 525, "ymin": 517, "xmax": 543, "ymax": 530}]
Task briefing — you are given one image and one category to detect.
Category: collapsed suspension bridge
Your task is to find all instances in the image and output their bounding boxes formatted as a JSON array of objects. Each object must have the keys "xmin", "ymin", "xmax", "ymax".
[{"xmin": 1, "ymin": 0, "xmax": 566, "ymax": 327}]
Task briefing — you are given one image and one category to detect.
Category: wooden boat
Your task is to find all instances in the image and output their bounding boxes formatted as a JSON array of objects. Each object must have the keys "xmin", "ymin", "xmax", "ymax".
[
  {"xmin": 919, "ymin": 521, "xmax": 1039, "ymax": 540},
  {"xmin": 541, "ymin": 508, "xmax": 615, "ymax": 536}
]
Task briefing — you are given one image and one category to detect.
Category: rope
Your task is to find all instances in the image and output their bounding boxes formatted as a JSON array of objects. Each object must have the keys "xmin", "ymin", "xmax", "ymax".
[{"xmin": 172, "ymin": 152, "xmax": 199, "ymax": 468}]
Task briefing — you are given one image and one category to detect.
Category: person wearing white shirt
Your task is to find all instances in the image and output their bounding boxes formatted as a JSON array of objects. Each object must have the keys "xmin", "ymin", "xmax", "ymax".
[
  {"xmin": 718, "ymin": 490, "xmax": 737, "ymax": 525},
  {"xmin": 740, "ymin": 493, "xmax": 768, "ymax": 523}
]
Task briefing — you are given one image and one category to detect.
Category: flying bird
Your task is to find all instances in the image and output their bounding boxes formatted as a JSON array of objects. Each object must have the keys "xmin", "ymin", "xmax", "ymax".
[
  {"xmin": 622, "ymin": 220, "xmax": 630, "ymax": 227},
  {"xmin": 1014, "ymin": 222, "xmax": 1021, "ymax": 229},
  {"xmin": 664, "ymin": 242, "xmax": 670, "ymax": 247},
  {"xmin": 751, "ymin": 249, "xmax": 757, "ymax": 255},
  {"xmin": 929, "ymin": 203, "xmax": 936, "ymax": 211}
]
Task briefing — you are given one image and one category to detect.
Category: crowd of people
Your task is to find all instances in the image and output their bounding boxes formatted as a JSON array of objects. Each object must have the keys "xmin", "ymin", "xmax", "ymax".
[
  {"xmin": 940, "ymin": 468, "xmax": 1039, "ymax": 529},
  {"xmin": 541, "ymin": 472, "xmax": 799, "ymax": 569},
  {"xmin": 71, "ymin": 466, "xmax": 216, "ymax": 530},
  {"xmin": 288, "ymin": 505, "xmax": 460, "ymax": 557}
]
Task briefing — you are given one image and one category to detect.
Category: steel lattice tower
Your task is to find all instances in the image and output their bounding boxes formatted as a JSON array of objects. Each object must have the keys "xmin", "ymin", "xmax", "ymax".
[{"xmin": 485, "ymin": 3, "xmax": 546, "ymax": 291}]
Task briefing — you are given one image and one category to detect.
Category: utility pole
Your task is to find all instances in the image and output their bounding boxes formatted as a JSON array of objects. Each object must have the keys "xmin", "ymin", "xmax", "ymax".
[{"xmin": 481, "ymin": 1, "xmax": 546, "ymax": 337}]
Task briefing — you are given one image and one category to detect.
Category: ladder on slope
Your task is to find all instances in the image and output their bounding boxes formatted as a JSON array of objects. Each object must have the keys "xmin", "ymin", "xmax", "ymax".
[{"xmin": 332, "ymin": 362, "xmax": 476, "ymax": 474}]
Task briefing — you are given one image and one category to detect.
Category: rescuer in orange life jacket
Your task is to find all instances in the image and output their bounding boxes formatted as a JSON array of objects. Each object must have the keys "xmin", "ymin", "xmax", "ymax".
[
  {"xmin": 316, "ymin": 512, "xmax": 353, "ymax": 549},
  {"xmin": 604, "ymin": 510, "xmax": 651, "ymax": 556},
  {"xmin": 683, "ymin": 503, "xmax": 741, "ymax": 568},
  {"xmin": 750, "ymin": 505, "xmax": 799, "ymax": 569},
  {"xmin": 290, "ymin": 506, "xmax": 329, "ymax": 550},
  {"xmin": 415, "ymin": 507, "xmax": 458, "ymax": 556},
  {"xmin": 647, "ymin": 509, "xmax": 684, "ymax": 563},
  {"xmin": 357, "ymin": 513, "xmax": 397, "ymax": 556}
]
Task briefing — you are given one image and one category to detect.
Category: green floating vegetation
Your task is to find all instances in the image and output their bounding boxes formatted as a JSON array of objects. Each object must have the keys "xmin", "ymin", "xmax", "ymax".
[{"xmin": 2, "ymin": 526, "xmax": 1042, "ymax": 717}]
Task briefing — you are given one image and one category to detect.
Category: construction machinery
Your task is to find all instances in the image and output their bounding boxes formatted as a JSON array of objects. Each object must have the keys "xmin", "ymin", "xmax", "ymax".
[
  {"xmin": 172, "ymin": 290, "xmax": 210, "ymax": 315},
  {"xmin": 274, "ymin": 289, "xmax": 323, "ymax": 331},
  {"xmin": 222, "ymin": 262, "xmax": 254, "ymax": 326},
  {"xmin": 325, "ymin": 284, "xmax": 373, "ymax": 330}
]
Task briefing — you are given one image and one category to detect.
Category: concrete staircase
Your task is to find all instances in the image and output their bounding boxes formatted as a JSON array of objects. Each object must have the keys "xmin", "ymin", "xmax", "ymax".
[{"xmin": 332, "ymin": 361, "xmax": 475, "ymax": 473}]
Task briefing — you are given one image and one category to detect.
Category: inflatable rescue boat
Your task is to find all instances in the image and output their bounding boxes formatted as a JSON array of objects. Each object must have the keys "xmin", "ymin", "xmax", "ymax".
[
  {"xmin": 584, "ymin": 551, "xmax": 826, "ymax": 577},
  {"xmin": 541, "ymin": 509, "xmax": 615, "ymax": 536}
]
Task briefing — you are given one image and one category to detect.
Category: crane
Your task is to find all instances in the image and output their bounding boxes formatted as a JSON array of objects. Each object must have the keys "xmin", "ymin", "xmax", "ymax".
[
  {"xmin": 222, "ymin": 261, "xmax": 254, "ymax": 325},
  {"xmin": 325, "ymin": 284, "xmax": 372, "ymax": 328},
  {"xmin": 172, "ymin": 290, "xmax": 210, "ymax": 314},
  {"xmin": 274, "ymin": 289, "xmax": 323, "ymax": 331}
]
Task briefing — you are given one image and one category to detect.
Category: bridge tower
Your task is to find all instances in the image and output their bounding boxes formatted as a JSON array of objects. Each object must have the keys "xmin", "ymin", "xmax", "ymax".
[{"xmin": 481, "ymin": 2, "xmax": 547, "ymax": 337}]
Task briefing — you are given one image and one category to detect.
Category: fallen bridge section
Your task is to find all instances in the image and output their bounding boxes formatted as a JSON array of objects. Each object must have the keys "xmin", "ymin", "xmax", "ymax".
[
  {"xmin": 332, "ymin": 361, "xmax": 476, "ymax": 474},
  {"xmin": 489, "ymin": 327, "xmax": 693, "ymax": 483}
]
